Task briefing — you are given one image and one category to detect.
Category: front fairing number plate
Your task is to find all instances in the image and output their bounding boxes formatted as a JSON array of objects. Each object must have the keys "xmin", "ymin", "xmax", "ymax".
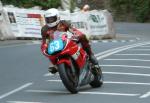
[{"xmin": 48, "ymin": 39, "xmax": 64, "ymax": 55}]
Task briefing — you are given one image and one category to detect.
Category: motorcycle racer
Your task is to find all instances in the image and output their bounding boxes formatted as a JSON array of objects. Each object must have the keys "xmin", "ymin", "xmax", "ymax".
[{"xmin": 41, "ymin": 8, "xmax": 98, "ymax": 74}]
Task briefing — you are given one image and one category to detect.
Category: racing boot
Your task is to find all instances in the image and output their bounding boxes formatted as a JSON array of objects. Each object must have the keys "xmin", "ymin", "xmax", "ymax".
[{"xmin": 48, "ymin": 65, "xmax": 58, "ymax": 74}]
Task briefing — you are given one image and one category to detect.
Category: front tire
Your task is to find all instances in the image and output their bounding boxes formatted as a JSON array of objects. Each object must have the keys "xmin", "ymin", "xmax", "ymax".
[{"xmin": 58, "ymin": 62, "xmax": 79, "ymax": 94}]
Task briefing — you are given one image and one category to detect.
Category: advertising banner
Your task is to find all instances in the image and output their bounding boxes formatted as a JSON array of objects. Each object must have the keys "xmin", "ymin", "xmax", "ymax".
[
  {"xmin": 88, "ymin": 10, "xmax": 108, "ymax": 35},
  {"xmin": 1, "ymin": 7, "xmax": 115, "ymax": 39},
  {"xmin": 71, "ymin": 10, "xmax": 115, "ymax": 37},
  {"xmin": 3, "ymin": 7, "xmax": 45, "ymax": 38},
  {"xmin": 71, "ymin": 12, "xmax": 90, "ymax": 37}
]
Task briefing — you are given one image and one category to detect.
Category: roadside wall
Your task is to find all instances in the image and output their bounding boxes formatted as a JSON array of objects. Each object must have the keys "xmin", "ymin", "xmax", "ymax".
[
  {"xmin": 0, "ymin": 7, "xmax": 116, "ymax": 40},
  {"xmin": 0, "ymin": 4, "xmax": 15, "ymax": 40}
]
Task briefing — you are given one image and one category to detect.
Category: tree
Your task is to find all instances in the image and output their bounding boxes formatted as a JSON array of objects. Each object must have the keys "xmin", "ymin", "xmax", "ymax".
[
  {"xmin": 70, "ymin": 0, "xmax": 76, "ymax": 13},
  {"xmin": 1, "ymin": 0, "xmax": 61, "ymax": 9},
  {"xmin": 109, "ymin": 0, "xmax": 150, "ymax": 22},
  {"xmin": 131, "ymin": 0, "xmax": 150, "ymax": 22},
  {"xmin": 33, "ymin": 0, "xmax": 61, "ymax": 10}
]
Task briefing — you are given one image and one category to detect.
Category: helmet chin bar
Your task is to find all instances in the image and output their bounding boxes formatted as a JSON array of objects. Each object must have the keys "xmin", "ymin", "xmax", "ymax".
[
  {"xmin": 45, "ymin": 16, "xmax": 57, "ymax": 23},
  {"xmin": 47, "ymin": 19, "xmax": 60, "ymax": 27}
]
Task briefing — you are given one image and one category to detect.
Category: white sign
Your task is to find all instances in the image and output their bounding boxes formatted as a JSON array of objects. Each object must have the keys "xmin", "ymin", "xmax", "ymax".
[
  {"xmin": 1, "ymin": 7, "xmax": 115, "ymax": 39},
  {"xmin": 3, "ymin": 7, "xmax": 45, "ymax": 38},
  {"xmin": 71, "ymin": 12, "xmax": 89, "ymax": 36},
  {"xmin": 88, "ymin": 10, "xmax": 108, "ymax": 35}
]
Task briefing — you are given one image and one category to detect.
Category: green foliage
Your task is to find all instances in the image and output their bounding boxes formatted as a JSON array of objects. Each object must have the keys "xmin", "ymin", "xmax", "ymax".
[
  {"xmin": 70, "ymin": 0, "xmax": 76, "ymax": 13},
  {"xmin": 131, "ymin": 0, "xmax": 150, "ymax": 22},
  {"xmin": 33, "ymin": 0, "xmax": 61, "ymax": 9},
  {"xmin": 110, "ymin": 0, "xmax": 150, "ymax": 22},
  {"xmin": 1, "ymin": 0, "xmax": 61, "ymax": 9},
  {"xmin": 1, "ymin": 0, "xmax": 33, "ymax": 7}
]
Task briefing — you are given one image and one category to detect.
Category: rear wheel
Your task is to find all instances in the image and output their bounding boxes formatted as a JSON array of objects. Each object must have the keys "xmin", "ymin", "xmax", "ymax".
[
  {"xmin": 58, "ymin": 61, "xmax": 79, "ymax": 94},
  {"xmin": 90, "ymin": 65, "xmax": 103, "ymax": 88}
]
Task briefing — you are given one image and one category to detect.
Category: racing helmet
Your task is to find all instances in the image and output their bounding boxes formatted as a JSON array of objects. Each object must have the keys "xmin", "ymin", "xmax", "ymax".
[{"xmin": 44, "ymin": 8, "xmax": 60, "ymax": 27}]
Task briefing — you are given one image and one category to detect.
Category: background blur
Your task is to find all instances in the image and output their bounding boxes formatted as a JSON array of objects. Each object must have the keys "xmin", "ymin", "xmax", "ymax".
[{"xmin": 1, "ymin": 0, "xmax": 150, "ymax": 23}]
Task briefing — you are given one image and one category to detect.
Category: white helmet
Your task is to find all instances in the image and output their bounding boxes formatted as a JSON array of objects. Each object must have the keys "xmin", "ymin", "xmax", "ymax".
[{"xmin": 44, "ymin": 8, "xmax": 60, "ymax": 27}]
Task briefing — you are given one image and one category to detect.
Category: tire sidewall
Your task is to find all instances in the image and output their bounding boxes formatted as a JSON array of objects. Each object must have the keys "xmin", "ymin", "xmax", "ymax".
[{"xmin": 58, "ymin": 62, "xmax": 78, "ymax": 93}]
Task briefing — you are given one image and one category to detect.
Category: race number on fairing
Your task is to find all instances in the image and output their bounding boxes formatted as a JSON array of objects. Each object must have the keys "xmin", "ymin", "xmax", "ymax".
[{"xmin": 48, "ymin": 39, "xmax": 64, "ymax": 55}]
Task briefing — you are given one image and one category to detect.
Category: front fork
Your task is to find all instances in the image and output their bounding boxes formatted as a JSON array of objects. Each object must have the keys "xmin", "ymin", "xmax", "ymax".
[
  {"xmin": 70, "ymin": 59, "xmax": 76, "ymax": 76},
  {"xmin": 78, "ymin": 60, "xmax": 94, "ymax": 86}
]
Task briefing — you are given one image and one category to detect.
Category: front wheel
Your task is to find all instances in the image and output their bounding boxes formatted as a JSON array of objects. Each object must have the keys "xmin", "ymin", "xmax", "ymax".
[
  {"xmin": 58, "ymin": 62, "xmax": 79, "ymax": 94},
  {"xmin": 90, "ymin": 65, "xmax": 103, "ymax": 88}
]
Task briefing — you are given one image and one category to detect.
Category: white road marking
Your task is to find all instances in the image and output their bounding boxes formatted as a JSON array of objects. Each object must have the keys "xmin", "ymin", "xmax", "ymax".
[
  {"xmin": 46, "ymin": 80, "xmax": 150, "ymax": 86},
  {"xmin": 32, "ymin": 41, "xmax": 41, "ymax": 44},
  {"xmin": 136, "ymin": 38, "xmax": 141, "ymax": 40},
  {"xmin": 44, "ymin": 73, "xmax": 54, "ymax": 77},
  {"xmin": 103, "ymin": 71, "xmax": 150, "ymax": 77},
  {"xmin": 120, "ymin": 40, "xmax": 126, "ymax": 42},
  {"xmin": 95, "ymin": 41, "xmax": 150, "ymax": 60},
  {"xmin": 46, "ymin": 80, "xmax": 61, "ymax": 82},
  {"xmin": 101, "ymin": 40, "xmax": 109, "ymax": 43},
  {"xmin": 79, "ymin": 92, "xmax": 139, "ymax": 96},
  {"xmin": 44, "ymin": 42, "xmax": 150, "ymax": 77},
  {"xmin": 139, "ymin": 46, "xmax": 150, "ymax": 47},
  {"xmin": 104, "ymin": 81, "xmax": 150, "ymax": 86},
  {"xmin": 129, "ymin": 40, "xmax": 135, "ymax": 42},
  {"xmin": 7, "ymin": 101, "xmax": 43, "ymax": 103},
  {"xmin": 0, "ymin": 44, "xmax": 28, "ymax": 49},
  {"xmin": 111, "ymin": 40, "xmax": 118, "ymax": 43},
  {"xmin": 95, "ymin": 45, "xmax": 128, "ymax": 57},
  {"xmin": 44, "ymin": 73, "xmax": 58, "ymax": 77},
  {"xmin": 0, "ymin": 42, "xmax": 38, "ymax": 49},
  {"xmin": 140, "ymin": 91, "xmax": 150, "ymax": 98},
  {"xmin": 115, "ymin": 54, "xmax": 150, "ymax": 56},
  {"xmin": 101, "ymin": 64, "xmax": 150, "ymax": 69},
  {"xmin": 104, "ymin": 59, "xmax": 150, "ymax": 62},
  {"xmin": 0, "ymin": 83, "xmax": 33, "ymax": 100},
  {"xmin": 42, "ymin": 42, "xmax": 150, "ymax": 99},
  {"xmin": 44, "ymin": 63, "xmax": 150, "ymax": 77},
  {"xmin": 26, "ymin": 90, "xmax": 140, "ymax": 97},
  {"xmin": 129, "ymin": 49, "xmax": 150, "ymax": 51}
]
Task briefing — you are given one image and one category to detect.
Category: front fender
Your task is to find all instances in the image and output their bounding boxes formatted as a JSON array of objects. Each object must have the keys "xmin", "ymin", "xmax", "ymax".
[{"xmin": 57, "ymin": 58, "xmax": 71, "ymax": 67}]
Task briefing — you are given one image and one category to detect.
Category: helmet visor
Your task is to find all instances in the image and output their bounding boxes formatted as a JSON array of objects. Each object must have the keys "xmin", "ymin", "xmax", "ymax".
[{"xmin": 45, "ymin": 16, "xmax": 57, "ymax": 24}]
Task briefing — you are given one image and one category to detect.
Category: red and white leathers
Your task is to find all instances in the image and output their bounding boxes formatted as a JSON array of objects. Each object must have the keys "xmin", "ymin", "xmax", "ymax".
[{"xmin": 41, "ymin": 20, "xmax": 98, "ymax": 66}]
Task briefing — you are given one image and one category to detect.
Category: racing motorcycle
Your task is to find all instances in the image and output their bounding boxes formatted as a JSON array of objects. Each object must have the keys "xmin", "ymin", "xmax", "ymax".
[{"xmin": 47, "ymin": 31, "xmax": 103, "ymax": 94}]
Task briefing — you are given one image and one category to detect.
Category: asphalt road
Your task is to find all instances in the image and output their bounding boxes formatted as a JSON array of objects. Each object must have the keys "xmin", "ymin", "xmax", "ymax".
[{"xmin": 0, "ymin": 22, "xmax": 150, "ymax": 103}]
